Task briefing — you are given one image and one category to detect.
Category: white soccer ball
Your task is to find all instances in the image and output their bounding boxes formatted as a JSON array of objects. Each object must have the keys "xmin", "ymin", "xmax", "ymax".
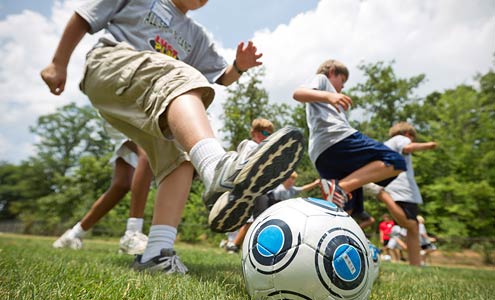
[{"xmin": 242, "ymin": 197, "xmax": 375, "ymax": 300}]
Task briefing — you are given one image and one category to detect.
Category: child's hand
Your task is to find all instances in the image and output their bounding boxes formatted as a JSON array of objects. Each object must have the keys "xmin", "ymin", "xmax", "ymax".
[
  {"xmin": 428, "ymin": 142, "xmax": 438, "ymax": 149},
  {"xmin": 40, "ymin": 63, "xmax": 67, "ymax": 95},
  {"xmin": 234, "ymin": 41, "xmax": 263, "ymax": 71},
  {"xmin": 326, "ymin": 92, "xmax": 352, "ymax": 112}
]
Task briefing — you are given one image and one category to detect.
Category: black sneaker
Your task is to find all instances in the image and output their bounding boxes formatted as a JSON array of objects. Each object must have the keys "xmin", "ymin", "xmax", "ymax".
[
  {"xmin": 206, "ymin": 126, "xmax": 305, "ymax": 233},
  {"xmin": 131, "ymin": 248, "xmax": 188, "ymax": 275}
]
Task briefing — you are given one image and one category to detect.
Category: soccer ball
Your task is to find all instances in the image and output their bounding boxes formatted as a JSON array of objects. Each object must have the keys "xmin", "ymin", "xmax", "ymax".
[{"xmin": 242, "ymin": 197, "xmax": 375, "ymax": 300}]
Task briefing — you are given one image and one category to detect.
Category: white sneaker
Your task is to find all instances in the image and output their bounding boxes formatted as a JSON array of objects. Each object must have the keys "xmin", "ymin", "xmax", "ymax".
[
  {"xmin": 53, "ymin": 230, "xmax": 83, "ymax": 250},
  {"xmin": 219, "ymin": 239, "xmax": 228, "ymax": 248},
  {"xmin": 206, "ymin": 127, "xmax": 305, "ymax": 233},
  {"xmin": 119, "ymin": 231, "xmax": 148, "ymax": 255}
]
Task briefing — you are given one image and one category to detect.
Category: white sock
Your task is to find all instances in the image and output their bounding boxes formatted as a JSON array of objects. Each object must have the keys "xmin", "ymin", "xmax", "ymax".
[
  {"xmin": 189, "ymin": 138, "xmax": 225, "ymax": 188},
  {"xmin": 69, "ymin": 222, "xmax": 86, "ymax": 239},
  {"xmin": 141, "ymin": 225, "xmax": 177, "ymax": 262},
  {"xmin": 126, "ymin": 218, "xmax": 144, "ymax": 233}
]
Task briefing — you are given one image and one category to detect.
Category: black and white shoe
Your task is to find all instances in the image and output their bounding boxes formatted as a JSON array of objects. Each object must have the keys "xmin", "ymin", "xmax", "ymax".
[
  {"xmin": 131, "ymin": 248, "xmax": 188, "ymax": 275},
  {"xmin": 206, "ymin": 126, "xmax": 305, "ymax": 233}
]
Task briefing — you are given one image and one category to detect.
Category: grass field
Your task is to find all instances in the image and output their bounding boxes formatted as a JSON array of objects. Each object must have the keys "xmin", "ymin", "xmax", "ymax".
[{"xmin": 1, "ymin": 233, "xmax": 494, "ymax": 300}]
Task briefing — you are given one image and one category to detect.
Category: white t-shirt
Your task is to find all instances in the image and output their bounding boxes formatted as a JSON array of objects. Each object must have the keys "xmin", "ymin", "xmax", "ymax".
[
  {"xmin": 419, "ymin": 223, "xmax": 430, "ymax": 246},
  {"xmin": 384, "ymin": 135, "xmax": 423, "ymax": 204},
  {"xmin": 76, "ymin": 0, "xmax": 227, "ymax": 83},
  {"xmin": 303, "ymin": 74, "xmax": 357, "ymax": 164}
]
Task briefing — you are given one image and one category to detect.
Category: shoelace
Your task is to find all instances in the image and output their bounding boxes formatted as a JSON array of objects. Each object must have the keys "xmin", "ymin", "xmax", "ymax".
[{"xmin": 169, "ymin": 255, "xmax": 188, "ymax": 274}]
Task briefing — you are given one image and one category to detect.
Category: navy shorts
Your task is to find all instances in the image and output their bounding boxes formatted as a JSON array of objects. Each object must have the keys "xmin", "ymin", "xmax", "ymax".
[
  {"xmin": 396, "ymin": 201, "xmax": 419, "ymax": 221},
  {"xmin": 315, "ymin": 131, "xmax": 406, "ymax": 213}
]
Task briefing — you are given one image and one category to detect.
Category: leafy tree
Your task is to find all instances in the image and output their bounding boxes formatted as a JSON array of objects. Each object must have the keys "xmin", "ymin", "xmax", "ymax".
[
  {"xmin": 9, "ymin": 104, "xmax": 116, "ymax": 234},
  {"xmin": 418, "ymin": 70, "xmax": 495, "ymax": 239},
  {"xmin": 30, "ymin": 103, "xmax": 112, "ymax": 177},
  {"xmin": 220, "ymin": 67, "xmax": 292, "ymax": 149},
  {"xmin": 348, "ymin": 61, "xmax": 426, "ymax": 140}
]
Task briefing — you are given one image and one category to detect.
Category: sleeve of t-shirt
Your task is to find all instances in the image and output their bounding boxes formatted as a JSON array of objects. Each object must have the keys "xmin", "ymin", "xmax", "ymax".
[
  {"xmin": 292, "ymin": 186, "xmax": 303, "ymax": 195},
  {"xmin": 186, "ymin": 24, "xmax": 228, "ymax": 83},
  {"xmin": 76, "ymin": 0, "xmax": 129, "ymax": 34},
  {"xmin": 304, "ymin": 74, "xmax": 327, "ymax": 90},
  {"xmin": 384, "ymin": 135, "xmax": 411, "ymax": 154}
]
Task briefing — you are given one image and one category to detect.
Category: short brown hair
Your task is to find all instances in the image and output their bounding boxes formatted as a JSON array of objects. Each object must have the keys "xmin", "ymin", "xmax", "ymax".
[
  {"xmin": 388, "ymin": 122, "xmax": 417, "ymax": 139},
  {"xmin": 251, "ymin": 118, "xmax": 274, "ymax": 134},
  {"xmin": 316, "ymin": 59, "xmax": 349, "ymax": 80}
]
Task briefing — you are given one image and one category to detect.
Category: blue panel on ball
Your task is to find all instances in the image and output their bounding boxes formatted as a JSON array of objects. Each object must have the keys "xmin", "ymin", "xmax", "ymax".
[
  {"xmin": 333, "ymin": 244, "xmax": 361, "ymax": 281},
  {"xmin": 307, "ymin": 197, "xmax": 338, "ymax": 209},
  {"xmin": 256, "ymin": 225, "xmax": 285, "ymax": 256}
]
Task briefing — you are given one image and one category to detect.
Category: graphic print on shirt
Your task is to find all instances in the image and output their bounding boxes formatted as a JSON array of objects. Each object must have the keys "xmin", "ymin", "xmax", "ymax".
[{"xmin": 144, "ymin": 0, "xmax": 192, "ymax": 60}]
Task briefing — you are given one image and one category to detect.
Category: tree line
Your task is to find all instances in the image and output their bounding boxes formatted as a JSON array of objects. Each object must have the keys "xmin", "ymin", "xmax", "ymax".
[{"xmin": 0, "ymin": 60, "xmax": 493, "ymax": 249}]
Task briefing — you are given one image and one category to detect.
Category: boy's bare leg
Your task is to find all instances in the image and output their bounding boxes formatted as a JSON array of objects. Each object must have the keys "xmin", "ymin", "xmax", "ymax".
[
  {"xmin": 405, "ymin": 225, "xmax": 421, "ymax": 266},
  {"xmin": 137, "ymin": 162, "xmax": 193, "ymax": 267},
  {"xmin": 339, "ymin": 161, "xmax": 401, "ymax": 193},
  {"xmin": 128, "ymin": 146, "xmax": 153, "ymax": 218},
  {"xmin": 233, "ymin": 223, "xmax": 251, "ymax": 247},
  {"xmin": 165, "ymin": 89, "xmax": 215, "ymax": 152},
  {"xmin": 152, "ymin": 162, "xmax": 194, "ymax": 226},
  {"xmin": 377, "ymin": 190, "xmax": 421, "ymax": 266},
  {"xmin": 80, "ymin": 158, "xmax": 133, "ymax": 230}
]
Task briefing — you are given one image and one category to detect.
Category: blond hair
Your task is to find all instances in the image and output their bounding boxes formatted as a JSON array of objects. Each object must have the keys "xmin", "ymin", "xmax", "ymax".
[
  {"xmin": 316, "ymin": 59, "xmax": 349, "ymax": 80},
  {"xmin": 289, "ymin": 171, "xmax": 298, "ymax": 179},
  {"xmin": 250, "ymin": 118, "xmax": 274, "ymax": 135},
  {"xmin": 416, "ymin": 215, "xmax": 425, "ymax": 223},
  {"xmin": 388, "ymin": 122, "xmax": 417, "ymax": 139}
]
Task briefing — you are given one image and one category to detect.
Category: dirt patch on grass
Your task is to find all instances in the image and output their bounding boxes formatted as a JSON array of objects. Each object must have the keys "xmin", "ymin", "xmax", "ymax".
[{"xmin": 427, "ymin": 250, "xmax": 494, "ymax": 269}]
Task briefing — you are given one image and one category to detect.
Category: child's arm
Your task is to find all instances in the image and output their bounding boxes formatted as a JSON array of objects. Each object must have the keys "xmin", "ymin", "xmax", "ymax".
[
  {"xmin": 292, "ymin": 88, "xmax": 352, "ymax": 113},
  {"xmin": 217, "ymin": 41, "xmax": 263, "ymax": 86},
  {"xmin": 300, "ymin": 179, "xmax": 321, "ymax": 192},
  {"xmin": 402, "ymin": 141, "xmax": 437, "ymax": 154},
  {"xmin": 40, "ymin": 13, "xmax": 90, "ymax": 95}
]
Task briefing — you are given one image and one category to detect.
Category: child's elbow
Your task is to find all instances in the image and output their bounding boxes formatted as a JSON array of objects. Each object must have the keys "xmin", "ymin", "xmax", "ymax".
[{"xmin": 292, "ymin": 89, "xmax": 304, "ymax": 102}]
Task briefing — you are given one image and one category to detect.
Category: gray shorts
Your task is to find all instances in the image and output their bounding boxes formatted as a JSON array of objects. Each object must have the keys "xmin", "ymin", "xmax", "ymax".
[{"xmin": 80, "ymin": 42, "xmax": 215, "ymax": 183}]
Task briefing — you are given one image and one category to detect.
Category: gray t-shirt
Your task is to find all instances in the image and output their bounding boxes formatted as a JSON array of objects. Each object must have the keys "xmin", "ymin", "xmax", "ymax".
[
  {"xmin": 384, "ymin": 135, "xmax": 423, "ymax": 204},
  {"xmin": 271, "ymin": 184, "xmax": 303, "ymax": 201},
  {"xmin": 76, "ymin": 0, "xmax": 227, "ymax": 83},
  {"xmin": 304, "ymin": 74, "xmax": 357, "ymax": 164}
]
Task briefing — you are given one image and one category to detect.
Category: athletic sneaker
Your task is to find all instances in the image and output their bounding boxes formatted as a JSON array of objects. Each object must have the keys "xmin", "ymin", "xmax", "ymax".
[
  {"xmin": 225, "ymin": 242, "xmax": 239, "ymax": 254},
  {"xmin": 52, "ymin": 230, "xmax": 83, "ymax": 250},
  {"xmin": 319, "ymin": 179, "xmax": 350, "ymax": 207},
  {"xmin": 219, "ymin": 239, "xmax": 228, "ymax": 249},
  {"xmin": 206, "ymin": 126, "xmax": 305, "ymax": 233},
  {"xmin": 131, "ymin": 248, "xmax": 188, "ymax": 275},
  {"xmin": 119, "ymin": 231, "xmax": 148, "ymax": 255}
]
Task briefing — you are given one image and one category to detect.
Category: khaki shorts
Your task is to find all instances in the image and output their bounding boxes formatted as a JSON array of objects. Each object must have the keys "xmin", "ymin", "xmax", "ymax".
[{"xmin": 80, "ymin": 42, "xmax": 215, "ymax": 183}]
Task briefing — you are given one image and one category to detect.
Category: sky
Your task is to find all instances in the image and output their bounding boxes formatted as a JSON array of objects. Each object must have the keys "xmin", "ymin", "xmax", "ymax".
[{"xmin": 0, "ymin": 0, "xmax": 494, "ymax": 164}]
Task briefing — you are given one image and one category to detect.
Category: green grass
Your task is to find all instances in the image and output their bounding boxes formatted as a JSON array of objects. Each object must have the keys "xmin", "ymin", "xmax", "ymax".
[{"xmin": 1, "ymin": 234, "xmax": 494, "ymax": 300}]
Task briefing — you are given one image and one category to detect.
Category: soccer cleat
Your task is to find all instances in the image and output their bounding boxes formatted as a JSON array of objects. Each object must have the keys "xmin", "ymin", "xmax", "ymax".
[
  {"xmin": 131, "ymin": 248, "xmax": 188, "ymax": 275},
  {"xmin": 52, "ymin": 229, "xmax": 83, "ymax": 250},
  {"xmin": 206, "ymin": 126, "xmax": 305, "ymax": 233},
  {"xmin": 319, "ymin": 179, "xmax": 350, "ymax": 208},
  {"xmin": 119, "ymin": 231, "xmax": 148, "ymax": 255}
]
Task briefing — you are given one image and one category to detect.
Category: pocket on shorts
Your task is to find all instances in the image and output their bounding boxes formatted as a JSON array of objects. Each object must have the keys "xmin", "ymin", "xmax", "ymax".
[{"xmin": 115, "ymin": 55, "xmax": 151, "ymax": 95}]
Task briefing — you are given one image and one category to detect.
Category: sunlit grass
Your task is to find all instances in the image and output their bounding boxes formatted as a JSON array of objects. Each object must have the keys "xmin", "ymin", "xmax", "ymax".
[{"xmin": 1, "ymin": 234, "xmax": 493, "ymax": 300}]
